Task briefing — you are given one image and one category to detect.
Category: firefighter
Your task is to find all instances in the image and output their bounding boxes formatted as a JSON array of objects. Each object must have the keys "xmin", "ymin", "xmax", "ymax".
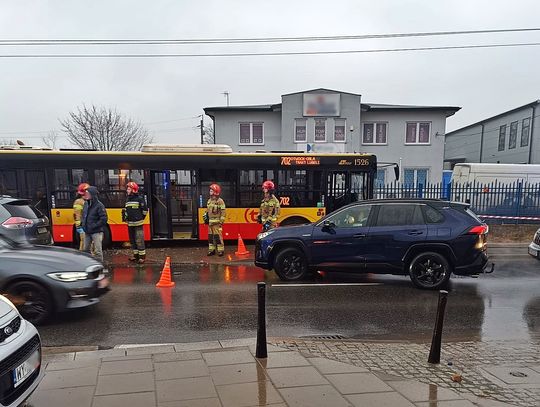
[
  {"xmin": 73, "ymin": 183, "xmax": 89, "ymax": 251},
  {"xmin": 258, "ymin": 180, "xmax": 280, "ymax": 231},
  {"xmin": 204, "ymin": 183, "xmax": 226, "ymax": 256},
  {"xmin": 122, "ymin": 181, "xmax": 148, "ymax": 264}
]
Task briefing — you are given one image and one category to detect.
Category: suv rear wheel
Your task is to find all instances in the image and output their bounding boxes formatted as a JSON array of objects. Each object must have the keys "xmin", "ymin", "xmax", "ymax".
[
  {"xmin": 408, "ymin": 252, "xmax": 451, "ymax": 290},
  {"xmin": 274, "ymin": 248, "xmax": 308, "ymax": 281}
]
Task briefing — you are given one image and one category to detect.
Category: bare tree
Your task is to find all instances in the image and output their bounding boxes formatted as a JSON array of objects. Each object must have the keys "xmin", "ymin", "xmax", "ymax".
[
  {"xmin": 41, "ymin": 131, "xmax": 59, "ymax": 149},
  {"xmin": 59, "ymin": 104, "xmax": 153, "ymax": 151},
  {"xmin": 202, "ymin": 123, "xmax": 214, "ymax": 144}
]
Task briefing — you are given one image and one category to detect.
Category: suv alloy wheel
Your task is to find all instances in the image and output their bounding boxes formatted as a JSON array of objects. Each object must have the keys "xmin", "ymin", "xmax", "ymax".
[
  {"xmin": 408, "ymin": 252, "xmax": 451, "ymax": 289},
  {"xmin": 274, "ymin": 248, "xmax": 309, "ymax": 281}
]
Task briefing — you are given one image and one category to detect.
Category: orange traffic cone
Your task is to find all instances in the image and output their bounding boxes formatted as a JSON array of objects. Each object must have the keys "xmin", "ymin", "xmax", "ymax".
[
  {"xmin": 235, "ymin": 234, "xmax": 250, "ymax": 256},
  {"xmin": 156, "ymin": 256, "xmax": 175, "ymax": 287}
]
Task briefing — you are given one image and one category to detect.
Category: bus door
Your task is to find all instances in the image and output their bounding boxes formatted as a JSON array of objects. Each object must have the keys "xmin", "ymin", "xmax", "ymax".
[
  {"xmin": 170, "ymin": 170, "xmax": 197, "ymax": 239},
  {"xmin": 150, "ymin": 170, "xmax": 172, "ymax": 239},
  {"xmin": 326, "ymin": 171, "xmax": 350, "ymax": 213}
]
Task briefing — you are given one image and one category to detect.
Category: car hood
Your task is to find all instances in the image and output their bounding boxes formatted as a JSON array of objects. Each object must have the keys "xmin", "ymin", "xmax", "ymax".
[
  {"xmin": 0, "ymin": 245, "xmax": 101, "ymax": 272},
  {"xmin": 0, "ymin": 297, "xmax": 15, "ymax": 319},
  {"xmin": 267, "ymin": 224, "xmax": 314, "ymax": 238}
]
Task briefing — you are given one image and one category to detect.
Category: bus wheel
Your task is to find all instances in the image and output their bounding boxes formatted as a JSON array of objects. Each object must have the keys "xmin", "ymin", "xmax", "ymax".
[
  {"xmin": 279, "ymin": 216, "xmax": 309, "ymax": 227},
  {"xmin": 274, "ymin": 248, "xmax": 308, "ymax": 281}
]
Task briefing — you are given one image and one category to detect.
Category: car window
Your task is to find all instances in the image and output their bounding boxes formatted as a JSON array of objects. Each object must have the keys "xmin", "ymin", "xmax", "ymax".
[
  {"xmin": 3, "ymin": 202, "xmax": 43, "ymax": 219},
  {"xmin": 324, "ymin": 205, "xmax": 372, "ymax": 228},
  {"xmin": 375, "ymin": 204, "xmax": 419, "ymax": 227},
  {"xmin": 423, "ymin": 205, "xmax": 445, "ymax": 223}
]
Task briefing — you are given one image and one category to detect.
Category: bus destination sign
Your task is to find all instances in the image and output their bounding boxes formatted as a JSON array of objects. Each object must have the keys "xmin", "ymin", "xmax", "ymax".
[{"xmin": 281, "ymin": 156, "xmax": 321, "ymax": 166}]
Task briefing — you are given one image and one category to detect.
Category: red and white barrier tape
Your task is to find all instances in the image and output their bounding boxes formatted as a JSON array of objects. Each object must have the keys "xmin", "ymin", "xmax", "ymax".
[{"xmin": 478, "ymin": 214, "xmax": 540, "ymax": 221}]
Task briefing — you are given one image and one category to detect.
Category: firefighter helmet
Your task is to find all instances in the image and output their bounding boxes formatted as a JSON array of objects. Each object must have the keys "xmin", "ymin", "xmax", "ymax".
[
  {"xmin": 209, "ymin": 183, "xmax": 221, "ymax": 195},
  {"xmin": 77, "ymin": 183, "xmax": 90, "ymax": 195},
  {"xmin": 262, "ymin": 180, "xmax": 275, "ymax": 191},
  {"xmin": 127, "ymin": 181, "xmax": 139, "ymax": 193}
]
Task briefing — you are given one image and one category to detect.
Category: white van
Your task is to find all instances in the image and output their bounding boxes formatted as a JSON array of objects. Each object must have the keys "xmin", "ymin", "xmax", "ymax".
[{"xmin": 452, "ymin": 163, "xmax": 540, "ymax": 185}]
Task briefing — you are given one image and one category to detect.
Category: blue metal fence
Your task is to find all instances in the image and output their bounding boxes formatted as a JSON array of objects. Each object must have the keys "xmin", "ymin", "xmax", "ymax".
[{"xmin": 374, "ymin": 181, "xmax": 540, "ymax": 224}]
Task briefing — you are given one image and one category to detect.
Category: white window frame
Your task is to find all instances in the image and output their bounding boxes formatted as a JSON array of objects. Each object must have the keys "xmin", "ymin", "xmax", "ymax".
[
  {"xmin": 403, "ymin": 167, "xmax": 430, "ymax": 186},
  {"xmin": 333, "ymin": 119, "xmax": 347, "ymax": 143},
  {"xmin": 362, "ymin": 122, "xmax": 388, "ymax": 145},
  {"xmin": 294, "ymin": 119, "xmax": 307, "ymax": 143},
  {"xmin": 239, "ymin": 122, "xmax": 264, "ymax": 145},
  {"xmin": 314, "ymin": 118, "xmax": 327, "ymax": 143},
  {"xmin": 405, "ymin": 122, "xmax": 431, "ymax": 145}
]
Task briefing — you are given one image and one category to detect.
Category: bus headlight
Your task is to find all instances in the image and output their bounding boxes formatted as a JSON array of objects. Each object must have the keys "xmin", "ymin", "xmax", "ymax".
[{"xmin": 257, "ymin": 230, "xmax": 275, "ymax": 240}]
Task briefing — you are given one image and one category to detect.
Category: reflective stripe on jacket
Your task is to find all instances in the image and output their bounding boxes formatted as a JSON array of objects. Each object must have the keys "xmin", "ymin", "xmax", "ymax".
[
  {"xmin": 260, "ymin": 195, "xmax": 280, "ymax": 223},
  {"xmin": 125, "ymin": 193, "xmax": 148, "ymax": 227},
  {"xmin": 207, "ymin": 197, "xmax": 226, "ymax": 225}
]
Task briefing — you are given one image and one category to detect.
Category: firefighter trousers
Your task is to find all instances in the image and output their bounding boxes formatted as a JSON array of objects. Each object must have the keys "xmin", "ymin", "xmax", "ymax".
[
  {"xmin": 208, "ymin": 223, "xmax": 224, "ymax": 253},
  {"xmin": 128, "ymin": 225, "xmax": 146, "ymax": 259}
]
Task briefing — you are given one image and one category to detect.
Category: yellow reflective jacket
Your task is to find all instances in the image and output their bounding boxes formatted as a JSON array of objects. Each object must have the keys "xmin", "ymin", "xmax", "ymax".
[
  {"xmin": 207, "ymin": 197, "xmax": 226, "ymax": 225},
  {"xmin": 73, "ymin": 197, "xmax": 85, "ymax": 227}
]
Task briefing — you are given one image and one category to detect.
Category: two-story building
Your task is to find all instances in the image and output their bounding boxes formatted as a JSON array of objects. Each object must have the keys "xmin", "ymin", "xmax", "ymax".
[
  {"xmin": 204, "ymin": 88, "xmax": 460, "ymax": 186},
  {"xmin": 444, "ymin": 100, "xmax": 539, "ymax": 167}
]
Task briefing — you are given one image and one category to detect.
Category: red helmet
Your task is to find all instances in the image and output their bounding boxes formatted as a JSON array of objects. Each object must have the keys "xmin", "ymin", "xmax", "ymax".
[
  {"xmin": 77, "ymin": 183, "xmax": 90, "ymax": 195},
  {"xmin": 262, "ymin": 180, "xmax": 275, "ymax": 191},
  {"xmin": 209, "ymin": 183, "xmax": 221, "ymax": 195},
  {"xmin": 127, "ymin": 181, "xmax": 139, "ymax": 193}
]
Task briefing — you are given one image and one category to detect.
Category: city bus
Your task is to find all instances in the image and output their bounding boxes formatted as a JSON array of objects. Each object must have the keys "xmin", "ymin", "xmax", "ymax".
[{"xmin": 0, "ymin": 145, "xmax": 378, "ymax": 246}]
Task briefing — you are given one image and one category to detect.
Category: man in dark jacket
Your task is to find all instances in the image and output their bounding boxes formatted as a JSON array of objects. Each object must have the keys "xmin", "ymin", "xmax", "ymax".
[
  {"xmin": 122, "ymin": 181, "xmax": 148, "ymax": 264},
  {"xmin": 81, "ymin": 186, "xmax": 108, "ymax": 262}
]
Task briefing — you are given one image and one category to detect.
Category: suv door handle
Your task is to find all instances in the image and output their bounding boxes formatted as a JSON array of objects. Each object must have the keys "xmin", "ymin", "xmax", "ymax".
[
  {"xmin": 353, "ymin": 233, "xmax": 366, "ymax": 238},
  {"xmin": 408, "ymin": 230, "xmax": 424, "ymax": 235}
]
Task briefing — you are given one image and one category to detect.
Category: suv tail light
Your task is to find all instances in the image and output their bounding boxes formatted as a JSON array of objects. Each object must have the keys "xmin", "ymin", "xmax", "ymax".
[
  {"xmin": 467, "ymin": 225, "xmax": 489, "ymax": 235},
  {"xmin": 1, "ymin": 217, "xmax": 34, "ymax": 229}
]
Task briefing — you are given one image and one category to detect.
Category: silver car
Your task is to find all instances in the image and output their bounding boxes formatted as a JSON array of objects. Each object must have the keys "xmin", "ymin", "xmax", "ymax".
[
  {"xmin": 0, "ymin": 295, "xmax": 42, "ymax": 406},
  {"xmin": 529, "ymin": 228, "xmax": 540, "ymax": 259}
]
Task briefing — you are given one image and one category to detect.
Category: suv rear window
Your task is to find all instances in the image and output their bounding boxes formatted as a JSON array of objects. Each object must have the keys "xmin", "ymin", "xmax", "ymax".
[
  {"xmin": 375, "ymin": 204, "xmax": 424, "ymax": 227},
  {"xmin": 423, "ymin": 206, "xmax": 445, "ymax": 223},
  {"xmin": 465, "ymin": 208, "xmax": 483, "ymax": 223},
  {"xmin": 4, "ymin": 202, "xmax": 43, "ymax": 219}
]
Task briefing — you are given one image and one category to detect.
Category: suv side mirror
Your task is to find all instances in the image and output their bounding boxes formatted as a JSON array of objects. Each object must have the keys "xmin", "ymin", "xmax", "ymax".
[{"xmin": 321, "ymin": 220, "xmax": 335, "ymax": 232}]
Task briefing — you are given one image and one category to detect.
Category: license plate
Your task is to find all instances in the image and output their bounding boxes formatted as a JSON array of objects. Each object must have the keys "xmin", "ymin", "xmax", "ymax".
[
  {"xmin": 37, "ymin": 227, "xmax": 47, "ymax": 234},
  {"xmin": 98, "ymin": 277, "xmax": 110, "ymax": 289},
  {"xmin": 13, "ymin": 350, "xmax": 40, "ymax": 388},
  {"xmin": 529, "ymin": 247, "xmax": 539, "ymax": 258}
]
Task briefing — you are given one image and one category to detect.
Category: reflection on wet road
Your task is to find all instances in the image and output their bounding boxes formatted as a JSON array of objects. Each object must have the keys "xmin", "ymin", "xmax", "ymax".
[{"xmin": 37, "ymin": 246, "xmax": 540, "ymax": 347}]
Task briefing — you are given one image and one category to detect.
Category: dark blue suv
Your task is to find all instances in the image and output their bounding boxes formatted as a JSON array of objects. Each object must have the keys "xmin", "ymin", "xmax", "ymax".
[{"xmin": 255, "ymin": 199, "xmax": 491, "ymax": 289}]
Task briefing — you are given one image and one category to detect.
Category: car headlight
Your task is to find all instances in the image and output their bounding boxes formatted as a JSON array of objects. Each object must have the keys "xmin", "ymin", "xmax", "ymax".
[
  {"xmin": 257, "ymin": 230, "xmax": 275, "ymax": 240},
  {"xmin": 47, "ymin": 272, "xmax": 89, "ymax": 282}
]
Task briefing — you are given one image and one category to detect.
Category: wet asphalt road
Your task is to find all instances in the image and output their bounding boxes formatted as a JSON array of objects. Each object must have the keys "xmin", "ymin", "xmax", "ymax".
[{"xmin": 38, "ymin": 245, "xmax": 540, "ymax": 348}]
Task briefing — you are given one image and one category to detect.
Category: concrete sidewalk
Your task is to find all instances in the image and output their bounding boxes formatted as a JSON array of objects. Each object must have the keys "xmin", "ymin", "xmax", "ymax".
[{"xmin": 28, "ymin": 339, "xmax": 516, "ymax": 407}]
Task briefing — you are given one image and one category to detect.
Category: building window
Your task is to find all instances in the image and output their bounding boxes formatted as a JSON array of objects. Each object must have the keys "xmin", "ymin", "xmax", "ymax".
[
  {"xmin": 294, "ymin": 119, "xmax": 307, "ymax": 143},
  {"xmin": 498, "ymin": 124, "xmax": 506, "ymax": 151},
  {"xmin": 239, "ymin": 122, "xmax": 264, "ymax": 145},
  {"xmin": 334, "ymin": 119, "xmax": 346, "ymax": 142},
  {"xmin": 405, "ymin": 122, "xmax": 430, "ymax": 144},
  {"xmin": 314, "ymin": 119, "xmax": 326, "ymax": 142},
  {"xmin": 404, "ymin": 168, "xmax": 428, "ymax": 187},
  {"xmin": 363, "ymin": 123, "xmax": 387, "ymax": 144},
  {"xmin": 521, "ymin": 118, "xmax": 530, "ymax": 147},
  {"xmin": 375, "ymin": 169, "xmax": 386, "ymax": 187},
  {"xmin": 509, "ymin": 121, "xmax": 518, "ymax": 149}
]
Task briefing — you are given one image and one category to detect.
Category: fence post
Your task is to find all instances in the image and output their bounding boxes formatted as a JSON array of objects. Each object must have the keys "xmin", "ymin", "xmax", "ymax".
[
  {"xmin": 428, "ymin": 290, "xmax": 449, "ymax": 364},
  {"xmin": 256, "ymin": 282, "xmax": 268, "ymax": 359},
  {"xmin": 515, "ymin": 181, "xmax": 523, "ymax": 223}
]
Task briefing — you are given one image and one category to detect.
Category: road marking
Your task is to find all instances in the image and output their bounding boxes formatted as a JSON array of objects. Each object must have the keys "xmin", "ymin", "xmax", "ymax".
[{"xmin": 271, "ymin": 283, "xmax": 383, "ymax": 287}]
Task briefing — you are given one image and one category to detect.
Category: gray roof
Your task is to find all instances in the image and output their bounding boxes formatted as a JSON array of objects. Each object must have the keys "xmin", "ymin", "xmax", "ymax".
[
  {"xmin": 446, "ymin": 100, "xmax": 540, "ymax": 136},
  {"xmin": 204, "ymin": 104, "xmax": 281, "ymax": 113}
]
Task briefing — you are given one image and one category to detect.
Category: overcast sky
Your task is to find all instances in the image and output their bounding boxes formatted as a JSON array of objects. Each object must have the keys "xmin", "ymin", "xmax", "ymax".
[{"xmin": 1, "ymin": 0, "xmax": 539, "ymax": 147}]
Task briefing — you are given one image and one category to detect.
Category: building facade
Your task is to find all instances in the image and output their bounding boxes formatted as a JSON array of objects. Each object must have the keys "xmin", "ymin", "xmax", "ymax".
[
  {"xmin": 445, "ymin": 100, "xmax": 539, "ymax": 168},
  {"xmin": 204, "ymin": 89, "xmax": 460, "ymax": 185}
]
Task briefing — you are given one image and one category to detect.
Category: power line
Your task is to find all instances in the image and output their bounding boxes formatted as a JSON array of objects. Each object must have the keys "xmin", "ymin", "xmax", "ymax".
[
  {"xmin": 1, "ymin": 28, "xmax": 539, "ymax": 46},
  {"xmin": 1, "ymin": 41, "xmax": 539, "ymax": 58}
]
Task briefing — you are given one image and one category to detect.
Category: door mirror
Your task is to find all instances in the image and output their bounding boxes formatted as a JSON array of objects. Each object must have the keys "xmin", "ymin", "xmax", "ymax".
[{"xmin": 321, "ymin": 220, "xmax": 335, "ymax": 232}]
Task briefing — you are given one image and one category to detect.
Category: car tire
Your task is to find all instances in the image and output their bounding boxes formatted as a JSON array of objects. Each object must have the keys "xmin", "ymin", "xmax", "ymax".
[
  {"xmin": 274, "ymin": 247, "xmax": 309, "ymax": 281},
  {"xmin": 6, "ymin": 281, "xmax": 53, "ymax": 325},
  {"xmin": 408, "ymin": 252, "xmax": 452, "ymax": 290}
]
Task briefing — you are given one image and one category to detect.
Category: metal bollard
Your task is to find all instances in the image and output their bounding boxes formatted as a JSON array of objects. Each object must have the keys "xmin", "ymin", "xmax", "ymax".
[
  {"xmin": 428, "ymin": 290, "xmax": 449, "ymax": 364},
  {"xmin": 256, "ymin": 282, "xmax": 268, "ymax": 359}
]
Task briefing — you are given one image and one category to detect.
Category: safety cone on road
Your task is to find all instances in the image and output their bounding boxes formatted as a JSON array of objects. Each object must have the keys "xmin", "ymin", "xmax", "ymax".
[
  {"xmin": 235, "ymin": 234, "xmax": 250, "ymax": 256},
  {"xmin": 156, "ymin": 256, "xmax": 175, "ymax": 287}
]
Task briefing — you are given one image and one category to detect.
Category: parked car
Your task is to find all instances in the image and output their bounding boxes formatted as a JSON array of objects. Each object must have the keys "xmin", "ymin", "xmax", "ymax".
[
  {"xmin": 0, "ymin": 294, "xmax": 43, "ymax": 406},
  {"xmin": 255, "ymin": 199, "xmax": 492, "ymax": 289},
  {"xmin": 528, "ymin": 228, "xmax": 540, "ymax": 259},
  {"xmin": 0, "ymin": 196, "xmax": 52, "ymax": 245},
  {"xmin": 0, "ymin": 234, "xmax": 110, "ymax": 325}
]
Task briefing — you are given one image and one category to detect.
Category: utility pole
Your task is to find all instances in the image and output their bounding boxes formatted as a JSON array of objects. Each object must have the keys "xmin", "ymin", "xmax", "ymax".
[
  {"xmin": 222, "ymin": 91, "xmax": 230, "ymax": 107},
  {"xmin": 200, "ymin": 115, "xmax": 204, "ymax": 144}
]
